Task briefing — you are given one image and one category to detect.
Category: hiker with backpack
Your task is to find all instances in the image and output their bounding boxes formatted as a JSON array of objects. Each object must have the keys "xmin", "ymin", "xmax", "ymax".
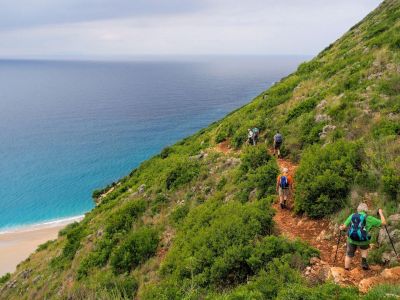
[
  {"xmin": 273, "ymin": 131, "xmax": 283, "ymax": 157},
  {"xmin": 276, "ymin": 167, "xmax": 293, "ymax": 209},
  {"xmin": 248, "ymin": 129, "xmax": 255, "ymax": 145},
  {"xmin": 252, "ymin": 127, "xmax": 259, "ymax": 145},
  {"xmin": 339, "ymin": 203, "xmax": 386, "ymax": 270}
]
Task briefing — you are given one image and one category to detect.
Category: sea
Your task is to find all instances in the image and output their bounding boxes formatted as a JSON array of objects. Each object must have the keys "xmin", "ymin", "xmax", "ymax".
[{"xmin": 0, "ymin": 56, "xmax": 308, "ymax": 231}]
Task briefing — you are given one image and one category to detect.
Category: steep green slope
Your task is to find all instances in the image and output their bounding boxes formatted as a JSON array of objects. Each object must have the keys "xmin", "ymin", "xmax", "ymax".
[{"xmin": 1, "ymin": 0, "xmax": 400, "ymax": 299}]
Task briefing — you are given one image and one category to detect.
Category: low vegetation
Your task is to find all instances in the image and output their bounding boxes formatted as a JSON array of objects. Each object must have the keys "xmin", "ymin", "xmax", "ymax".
[{"xmin": 1, "ymin": 1, "xmax": 400, "ymax": 299}]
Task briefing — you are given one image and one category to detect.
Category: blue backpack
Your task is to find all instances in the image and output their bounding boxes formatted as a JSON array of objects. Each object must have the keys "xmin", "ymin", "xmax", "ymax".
[
  {"xmin": 275, "ymin": 134, "xmax": 283, "ymax": 143},
  {"xmin": 280, "ymin": 176, "xmax": 289, "ymax": 189},
  {"xmin": 348, "ymin": 213, "xmax": 370, "ymax": 242}
]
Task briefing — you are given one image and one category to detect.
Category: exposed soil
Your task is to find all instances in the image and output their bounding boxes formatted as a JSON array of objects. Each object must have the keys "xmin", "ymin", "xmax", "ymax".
[
  {"xmin": 213, "ymin": 140, "xmax": 232, "ymax": 155},
  {"xmin": 273, "ymin": 156, "xmax": 383, "ymax": 288}
]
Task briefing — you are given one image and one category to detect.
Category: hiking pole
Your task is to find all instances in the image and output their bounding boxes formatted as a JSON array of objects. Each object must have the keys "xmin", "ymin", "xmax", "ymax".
[
  {"xmin": 334, "ymin": 230, "xmax": 342, "ymax": 264},
  {"xmin": 384, "ymin": 225, "xmax": 398, "ymax": 256}
]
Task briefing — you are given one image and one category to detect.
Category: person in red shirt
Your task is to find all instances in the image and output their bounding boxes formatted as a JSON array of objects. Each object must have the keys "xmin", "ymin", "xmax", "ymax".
[{"xmin": 276, "ymin": 167, "xmax": 293, "ymax": 209}]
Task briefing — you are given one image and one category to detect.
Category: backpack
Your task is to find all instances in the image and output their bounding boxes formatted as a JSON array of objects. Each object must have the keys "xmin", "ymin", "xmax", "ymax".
[
  {"xmin": 348, "ymin": 213, "xmax": 370, "ymax": 242},
  {"xmin": 252, "ymin": 128, "xmax": 259, "ymax": 134},
  {"xmin": 275, "ymin": 133, "xmax": 283, "ymax": 143},
  {"xmin": 280, "ymin": 175, "xmax": 289, "ymax": 189}
]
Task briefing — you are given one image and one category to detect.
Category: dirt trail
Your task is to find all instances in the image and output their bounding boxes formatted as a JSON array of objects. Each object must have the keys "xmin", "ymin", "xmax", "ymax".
[
  {"xmin": 273, "ymin": 157, "xmax": 383, "ymax": 287},
  {"xmin": 213, "ymin": 140, "xmax": 232, "ymax": 155}
]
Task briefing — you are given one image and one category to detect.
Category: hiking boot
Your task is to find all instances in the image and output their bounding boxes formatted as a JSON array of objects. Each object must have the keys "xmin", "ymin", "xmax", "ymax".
[{"xmin": 361, "ymin": 258, "xmax": 369, "ymax": 270}]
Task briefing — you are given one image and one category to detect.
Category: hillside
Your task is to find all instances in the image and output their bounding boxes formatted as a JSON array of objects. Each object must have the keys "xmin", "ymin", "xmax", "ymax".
[{"xmin": 1, "ymin": 0, "xmax": 400, "ymax": 299}]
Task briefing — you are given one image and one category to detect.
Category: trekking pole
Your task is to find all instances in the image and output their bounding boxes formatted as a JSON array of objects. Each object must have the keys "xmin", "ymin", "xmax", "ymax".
[
  {"xmin": 333, "ymin": 230, "xmax": 342, "ymax": 264},
  {"xmin": 384, "ymin": 225, "xmax": 398, "ymax": 256}
]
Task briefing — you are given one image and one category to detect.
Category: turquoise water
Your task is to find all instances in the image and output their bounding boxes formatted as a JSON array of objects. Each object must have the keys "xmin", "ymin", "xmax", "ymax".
[{"xmin": 0, "ymin": 56, "xmax": 307, "ymax": 230}]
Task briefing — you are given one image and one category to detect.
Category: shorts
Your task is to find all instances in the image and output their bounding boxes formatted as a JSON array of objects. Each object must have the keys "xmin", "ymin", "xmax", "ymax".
[
  {"xmin": 346, "ymin": 242, "xmax": 369, "ymax": 257},
  {"xmin": 274, "ymin": 141, "xmax": 282, "ymax": 149},
  {"xmin": 278, "ymin": 187, "xmax": 289, "ymax": 198}
]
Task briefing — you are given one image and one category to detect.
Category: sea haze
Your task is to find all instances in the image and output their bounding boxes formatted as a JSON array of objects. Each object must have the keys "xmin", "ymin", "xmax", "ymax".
[{"xmin": 0, "ymin": 56, "xmax": 307, "ymax": 230}]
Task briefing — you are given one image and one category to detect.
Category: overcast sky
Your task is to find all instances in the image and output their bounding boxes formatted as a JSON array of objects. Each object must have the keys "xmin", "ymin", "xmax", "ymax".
[{"xmin": 0, "ymin": 0, "xmax": 382, "ymax": 59}]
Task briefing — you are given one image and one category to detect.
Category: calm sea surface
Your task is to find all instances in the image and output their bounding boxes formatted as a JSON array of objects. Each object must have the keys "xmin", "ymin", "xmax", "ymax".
[{"xmin": 0, "ymin": 56, "xmax": 307, "ymax": 230}]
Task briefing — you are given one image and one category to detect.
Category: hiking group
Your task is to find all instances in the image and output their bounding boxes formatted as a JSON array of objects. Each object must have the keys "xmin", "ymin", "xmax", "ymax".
[{"xmin": 246, "ymin": 127, "xmax": 394, "ymax": 271}]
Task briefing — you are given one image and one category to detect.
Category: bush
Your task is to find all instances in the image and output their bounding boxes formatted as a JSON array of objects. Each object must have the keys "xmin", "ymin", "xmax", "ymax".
[
  {"xmin": 231, "ymin": 127, "xmax": 248, "ymax": 149},
  {"xmin": 94, "ymin": 271, "xmax": 139, "ymax": 298},
  {"xmin": 170, "ymin": 204, "xmax": 190, "ymax": 226},
  {"xmin": 372, "ymin": 118, "xmax": 400, "ymax": 138},
  {"xmin": 240, "ymin": 145, "xmax": 273, "ymax": 172},
  {"xmin": 382, "ymin": 166, "xmax": 400, "ymax": 200},
  {"xmin": 246, "ymin": 161, "xmax": 279, "ymax": 199},
  {"xmin": 364, "ymin": 284, "xmax": 400, "ymax": 300},
  {"xmin": 161, "ymin": 200, "xmax": 274, "ymax": 288},
  {"xmin": 295, "ymin": 141, "xmax": 361, "ymax": 218},
  {"xmin": 286, "ymin": 97, "xmax": 318, "ymax": 122},
  {"xmin": 0, "ymin": 273, "xmax": 10, "ymax": 285},
  {"xmin": 247, "ymin": 236, "xmax": 319, "ymax": 273},
  {"xmin": 166, "ymin": 160, "xmax": 200, "ymax": 190},
  {"xmin": 379, "ymin": 75, "xmax": 400, "ymax": 96},
  {"xmin": 110, "ymin": 227, "xmax": 159, "ymax": 274},
  {"xmin": 160, "ymin": 147, "xmax": 173, "ymax": 159},
  {"xmin": 105, "ymin": 199, "xmax": 147, "ymax": 236}
]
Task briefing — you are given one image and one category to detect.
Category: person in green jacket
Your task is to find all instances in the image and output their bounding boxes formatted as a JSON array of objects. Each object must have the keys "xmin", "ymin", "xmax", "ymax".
[{"xmin": 339, "ymin": 203, "xmax": 386, "ymax": 270}]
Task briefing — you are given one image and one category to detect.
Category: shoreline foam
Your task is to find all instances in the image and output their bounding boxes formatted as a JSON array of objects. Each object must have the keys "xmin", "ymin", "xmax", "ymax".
[{"xmin": 0, "ymin": 215, "xmax": 85, "ymax": 235}]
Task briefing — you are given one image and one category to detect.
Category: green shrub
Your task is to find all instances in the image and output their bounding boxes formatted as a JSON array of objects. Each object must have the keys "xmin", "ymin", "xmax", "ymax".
[
  {"xmin": 240, "ymin": 145, "xmax": 273, "ymax": 172},
  {"xmin": 379, "ymin": 75, "xmax": 400, "ymax": 96},
  {"xmin": 170, "ymin": 204, "xmax": 190, "ymax": 226},
  {"xmin": 364, "ymin": 284, "xmax": 400, "ymax": 300},
  {"xmin": 247, "ymin": 161, "xmax": 279, "ymax": 199},
  {"xmin": 166, "ymin": 160, "xmax": 200, "ymax": 190},
  {"xmin": 286, "ymin": 97, "xmax": 318, "ymax": 122},
  {"xmin": 151, "ymin": 194, "xmax": 170, "ymax": 214},
  {"xmin": 372, "ymin": 119, "xmax": 400, "ymax": 138},
  {"xmin": 298, "ymin": 114, "xmax": 325, "ymax": 147},
  {"xmin": 142, "ymin": 280, "xmax": 183, "ymax": 300},
  {"xmin": 297, "ymin": 60, "xmax": 321, "ymax": 76},
  {"xmin": 231, "ymin": 127, "xmax": 248, "ymax": 149},
  {"xmin": 105, "ymin": 199, "xmax": 147, "ymax": 236},
  {"xmin": 61, "ymin": 223, "xmax": 87, "ymax": 261},
  {"xmin": 110, "ymin": 227, "xmax": 159, "ymax": 274},
  {"xmin": 265, "ymin": 75, "xmax": 301, "ymax": 107},
  {"xmin": 382, "ymin": 166, "xmax": 400, "ymax": 200},
  {"xmin": 160, "ymin": 147, "xmax": 173, "ymax": 159},
  {"xmin": 219, "ymin": 259, "xmax": 304, "ymax": 300},
  {"xmin": 0, "ymin": 273, "xmax": 10, "ymax": 285},
  {"xmin": 161, "ymin": 200, "xmax": 274, "ymax": 288},
  {"xmin": 92, "ymin": 189, "xmax": 103, "ymax": 199},
  {"xmin": 295, "ymin": 141, "xmax": 361, "ymax": 218},
  {"xmin": 96, "ymin": 272, "xmax": 138, "ymax": 298},
  {"xmin": 36, "ymin": 240, "xmax": 54, "ymax": 252}
]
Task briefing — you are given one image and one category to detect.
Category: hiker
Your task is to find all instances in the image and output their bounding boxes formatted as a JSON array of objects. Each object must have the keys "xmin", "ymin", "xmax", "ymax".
[
  {"xmin": 276, "ymin": 167, "xmax": 293, "ymax": 209},
  {"xmin": 339, "ymin": 203, "xmax": 386, "ymax": 271},
  {"xmin": 248, "ymin": 129, "xmax": 255, "ymax": 145},
  {"xmin": 273, "ymin": 131, "xmax": 283, "ymax": 157},
  {"xmin": 252, "ymin": 127, "xmax": 259, "ymax": 145}
]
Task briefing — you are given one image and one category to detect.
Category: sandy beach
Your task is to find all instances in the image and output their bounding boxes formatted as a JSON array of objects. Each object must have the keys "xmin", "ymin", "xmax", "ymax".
[{"xmin": 0, "ymin": 217, "xmax": 83, "ymax": 276}]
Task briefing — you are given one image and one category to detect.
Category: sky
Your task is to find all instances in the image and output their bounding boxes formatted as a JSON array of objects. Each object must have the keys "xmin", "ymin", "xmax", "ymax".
[{"xmin": 0, "ymin": 0, "xmax": 383, "ymax": 59}]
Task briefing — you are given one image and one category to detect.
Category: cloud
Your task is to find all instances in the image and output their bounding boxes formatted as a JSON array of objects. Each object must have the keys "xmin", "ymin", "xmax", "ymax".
[
  {"xmin": 0, "ymin": 0, "xmax": 383, "ymax": 58},
  {"xmin": 0, "ymin": 0, "xmax": 205, "ymax": 30}
]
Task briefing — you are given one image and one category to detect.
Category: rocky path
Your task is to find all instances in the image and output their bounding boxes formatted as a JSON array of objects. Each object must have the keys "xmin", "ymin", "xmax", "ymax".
[
  {"xmin": 272, "ymin": 156, "xmax": 400, "ymax": 292},
  {"xmin": 212, "ymin": 142, "xmax": 400, "ymax": 292}
]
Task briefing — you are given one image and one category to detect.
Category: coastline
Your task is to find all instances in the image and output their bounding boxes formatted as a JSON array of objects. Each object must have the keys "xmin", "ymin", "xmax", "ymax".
[{"xmin": 0, "ymin": 215, "xmax": 84, "ymax": 276}]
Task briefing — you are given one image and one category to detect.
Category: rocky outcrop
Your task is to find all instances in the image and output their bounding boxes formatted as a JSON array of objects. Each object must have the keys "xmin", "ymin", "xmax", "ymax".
[{"xmin": 359, "ymin": 266, "xmax": 400, "ymax": 293}]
